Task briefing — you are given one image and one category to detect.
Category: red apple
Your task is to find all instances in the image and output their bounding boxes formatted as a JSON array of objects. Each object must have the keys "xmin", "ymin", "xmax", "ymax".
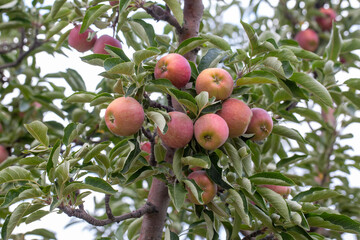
[
  {"xmin": 141, "ymin": 142, "xmax": 151, "ymax": 161},
  {"xmin": 194, "ymin": 114, "xmax": 229, "ymax": 150},
  {"xmin": 0, "ymin": 145, "xmax": 8, "ymax": 163},
  {"xmin": 187, "ymin": 170, "xmax": 217, "ymax": 205},
  {"xmin": 68, "ymin": 25, "xmax": 97, "ymax": 52},
  {"xmin": 245, "ymin": 108, "xmax": 273, "ymax": 141},
  {"xmin": 217, "ymin": 98, "xmax": 253, "ymax": 138},
  {"xmin": 93, "ymin": 35, "xmax": 122, "ymax": 54},
  {"xmin": 316, "ymin": 8, "xmax": 336, "ymax": 31},
  {"xmin": 154, "ymin": 53, "xmax": 191, "ymax": 89},
  {"xmin": 196, "ymin": 68, "xmax": 234, "ymax": 100},
  {"xmin": 105, "ymin": 97, "xmax": 144, "ymax": 136},
  {"xmin": 110, "ymin": 1, "xmax": 118, "ymax": 6},
  {"xmin": 157, "ymin": 111, "xmax": 193, "ymax": 149},
  {"xmin": 294, "ymin": 29, "xmax": 319, "ymax": 52},
  {"xmin": 261, "ymin": 185, "xmax": 291, "ymax": 197}
]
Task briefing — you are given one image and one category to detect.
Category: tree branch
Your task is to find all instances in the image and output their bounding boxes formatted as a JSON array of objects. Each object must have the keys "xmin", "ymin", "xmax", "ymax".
[
  {"xmin": 144, "ymin": 93, "xmax": 174, "ymax": 112},
  {"xmin": 58, "ymin": 201, "xmax": 157, "ymax": 226},
  {"xmin": 142, "ymin": 127, "xmax": 157, "ymax": 166},
  {"xmin": 242, "ymin": 228, "xmax": 267, "ymax": 240},
  {"xmin": 105, "ymin": 194, "xmax": 115, "ymax": 220}
]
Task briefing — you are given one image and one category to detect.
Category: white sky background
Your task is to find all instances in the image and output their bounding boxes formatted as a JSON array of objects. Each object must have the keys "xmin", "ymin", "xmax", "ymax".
[{"xmin": 11, "ymin": 0, "xmax": 360, "ymax": 239}]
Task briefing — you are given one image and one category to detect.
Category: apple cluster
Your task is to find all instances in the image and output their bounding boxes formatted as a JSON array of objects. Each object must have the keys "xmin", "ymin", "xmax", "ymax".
[{"xmin": 294, "ymin": 7, "xmax": 336, "ymax": 52}]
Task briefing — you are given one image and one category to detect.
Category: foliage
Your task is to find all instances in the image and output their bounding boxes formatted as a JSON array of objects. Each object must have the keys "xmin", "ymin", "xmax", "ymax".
[{"xmin": 1, "ymin": 0, "xmax": 360, "ymax": 239}]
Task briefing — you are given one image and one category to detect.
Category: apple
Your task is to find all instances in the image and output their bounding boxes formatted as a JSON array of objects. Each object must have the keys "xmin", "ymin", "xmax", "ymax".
[
  {"xmin": 141, "ymin": 142, "xmax": 151, "ymax": 161},
  {"xmin": 68, "ymin": 25, "xmax": 97, "ymax": 52},
  {"xmin": 194, "ymin": 114, "xmax": 229, "ymax": 150},
  {"xmin": 93, "ymin": 35, "xmax": 122, "ymax": 54},
  {"xmin": 186, "ymin": 170, "xmax": 217, "ymax": 205},
  {"xmin": 109, "ymin": 1, "xmax": 118, "ymax": 6},
  {"xmin": 154, "ymin": 53, "xmax": 191, "ymax": 89},
  {"xmin": 245, "ymin": 108, "xmax": 273, "ymax": 141},
  {"xmin": 294, "ymin": 29, "xmax": 319, "ymax": 52},
  {"xmin": 0, "ymin": 145, "xmax": 8, "ymax": 163},
  {"xmin": 105, "ymin": 97, "xmax": 144, "ymax": 136},
  {"xmin": 196, "ymin": 68, "xmax": 234, "ymax": 100},
  {"xmin": 157, "ymin": 111, "xmax": 193, "ymax": 149},
  {"xmin": 217, "ymin": 98, "xmax": 252, "ymax": 138},
  {"xmin": 261, "ymin": 185, "xmax": 291, "ymax": 197},
  {"xmin": 316, "ymin": 8, "xmax": 336, "ymax": 31}
]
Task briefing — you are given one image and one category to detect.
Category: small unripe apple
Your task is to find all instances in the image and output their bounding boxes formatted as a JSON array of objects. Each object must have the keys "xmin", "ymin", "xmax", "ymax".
[
  {"xmin": 154, "ymin": 53, "xmax": 191, "ymax": 89},
  {"xmin": 245, "ymin": 108, "xmax": 273, "ymax": 141},
  {"xmin": 196, "ymin": 68, "xmax": 234, "ymax": 100},
  {"xmin": 316, "ymin": 8, "xmax": 336, "ymax": 31},
  {"xmin": 109, "ymin": 1, "xmax": 118, "ymax": 6},
  {"xmin": 294, "ymin": 29, "xmax": 319, "ymax": 52},
  {"xmin": 217, "ymin": 98, "xmax": 252, "ymax": 138},
  {"xmin": 157, "ymin": 111, "xmax": 193, "ymax": 149},
  {"xmin": 93, "ymin": 35, "xmax": 122, "ymax": 54},
  {"xmin": 141, "ymin": 142, "xmax": 151, "ymax": 161},
  {"xmin": 194, "ymin": 114, "xmax": 229, "ymax": 150},
  {"xmin": 187, "ymin": 170, "xmax": 217, "ymax": 205},
  {"xmin": 0, "ymin": 145, "xmax": 8, "ymax": 163},
  {"xmin": 105, "ymin": 97, "xmax": 144, "ymax": 136},
  {"xmin": 261, "ymin": 185, "xmax": 291, "ymax": 197},
  {"xmin": 68, "ymin": 25, "xmax": 97, "ymax": 52}
]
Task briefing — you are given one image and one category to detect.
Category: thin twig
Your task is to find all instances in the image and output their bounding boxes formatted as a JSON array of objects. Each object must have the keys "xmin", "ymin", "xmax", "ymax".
[
  {"xmin": 144, "ymin": 93, "xmax": 174, "ymax": 112},
  {"xmin": 105, "ymin": 194, "xmax": 115, "ymax": 220},
  {"xmin": 142, "ymin": 127, "xmax": 157, "ymax": 166}
]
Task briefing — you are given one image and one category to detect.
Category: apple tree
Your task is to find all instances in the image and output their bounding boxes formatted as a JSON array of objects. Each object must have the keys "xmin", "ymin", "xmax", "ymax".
[{"xmin": 1, "ymin": 0, "xmax": 360, "ymax": 239}]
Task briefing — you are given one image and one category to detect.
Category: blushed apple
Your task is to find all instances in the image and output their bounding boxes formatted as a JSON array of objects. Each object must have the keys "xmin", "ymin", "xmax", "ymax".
[
  {"xmin": 196, "ymin": 68, "xmax": 234, "ymax": 100},
  {"xmin": 245, "ymin": 108, "xmax": 273, "ymax": 141},
  {"xmin": 187, "ymin": 170, "xmax": 217, "ymax": 205},
  {"xmin": 68, "ymin": 25, "xmax": 97, "ymax": 52},
  {"xmin": 93, "ymin": 35, "xmax": 122, "ymax": 54},
  {"xmin": 0, "ymin": 145, "xmax": 8, "ymax": 163},
  {"xmin": 316, "ymin": 8, "xmax": 336, "ymax": 31},
  {"xmin": 294, "ymin": 29, "xmax": 319, "ymax": 52},
  {"xmin": 154, "ymin": 53, "xmax": 191, "ymax": 89},
  {"xmin": 217, "ymin": 98, "xmax": 252, "ymax": 137},
  {"xmin": 105, "ymin": 97, "xmax": 144, "ymax": 136},
  {"xmin": 194, "ymin": 114, "xmax": 229, "ymax": 150},
  {"xmin": 157, "ymin": 111, "xmax": 193, "ymax": 149}
]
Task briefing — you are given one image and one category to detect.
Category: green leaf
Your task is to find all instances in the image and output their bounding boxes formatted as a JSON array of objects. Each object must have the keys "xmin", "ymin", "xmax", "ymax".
[
  {"xmin": 181, "ymin": 155, "xmax": 211, "ymax": 169},
  {"xmin": 344, "ymin": 78, "xmax": 360, "ymax": 90},
  {"xmin": 289, "ymin": 73, "xmax": 333, "ymax": 107},
  {"xmin": 63, "ymin": 123, "xmax": 78, "ymax": 146},
  {"xmin": 25, "ymin": 210, "xmax": 49, "ymax": 224},
  {"xmin": 198, "ymin": 48, "xmax": 223, "ymax": 72},
  {"xmin": 175, "ymin": 37, "xmax": 207, "ymax": 56},
  {"xmin": 183, "ymin": 179, "xmax": 203, "ymax": 205},
  {"xmin": 282, "ymin": 46, "xmax": 321, "ymax": 60},
  {"xmin": 24, "ymin": 229, "xmax": 56, "ymax": 239},
  {"xmin": 307, "ymin": 212, "xmax": 360, "ymax": 234},
  {"xmin": 83, "ymin": 141, "xmax": 111, "ymax": 163},
  {"xmin": 293, "ymin": 187, "xmax": 340, "ymax": 202},
  {"xmin": 206, "ymin": 152, "xmax": 232, "ymax": 190},
  {"xmin": 65, "ymin": 92, "xmax": 96, "ymax": 103},
  {"xmin": 341, "ymin": 38, "xmax": 360, "ymax": 53},
  {"xmin": 55, "ymin": 161, "xmax": 69, "ymax": 186},
  {"xmin": 47, "ymin": 139, "xmax": 61, "ymax": 177},
  {"xmin": 81, "ymin": 4, "xmax": 112, "ymax": 33},
  {"xmin": 147, "ymin": 111, "xmax": 167, "ymax": 133},
  {"xmin": 249, "ymin": 172, "xmax": 296, "ymax": 186},
  {"xmin": 104, "ymin": 59, "xmax": 135, "ymax": 75},
  {"xmin": 1, "ymin": 186, "xmax": 30, "ymax": 208},
  {"xmin": 195, "ymin": 91, "xmax": 209, "ymax": 112},
  {"xmin": 168, "ymin": 182, "xmax": 187, "ymax": 212},
  {"xmin": 343, "ymin": 91, "xmax": 360, "ymax": 109},
  {"xmin": 133, "ymin": 48, "xmax": 160, "ymax": 65},
  {"xmin": 0, "ymin": 166, "xmax": 33, "ymax": 183},
  {"xmin": 248, "ymin": 204, "xmax": 274, "ymax": 230},
  {"xmin": 223, "ymin": 142, "xmax": 242, "ymax": 178},
  {"xmin": 227, "ymin": 189, "xmax": 250, "ymax": 225},
  {"xmin": 272, "ymin": 125, "xmax": 305, "ymax": 143},
  {"xmin": 63, "ymin": 177, "xmax": 117, "ymax": 196},
  {"xmin": 240, "ymin": 21, "xmax": 258, "ymax": 54},
  {"xmin": 24, "ymin": 121, "xmax": 49, "ymax": 146},
  {"xmin": 3, "ymin": 203, "xmax": 31, "ymax": 240},
  {"xmin": 66, "ymin": 68, "xmax": 87, "ymax": 91},
  {"xmin": 200, "ymin": 33, "xmax": 231, "ymax": 51},
  {"xmin": 46, "ymin": 21, "xmax": 68, "ymax": 39},
  {"xmin": 80, "ymin": 54, "xmax": 111, "ymax": 66},
  {"xmin": 237, "ymin": 70, "xmax": 277, "ymax": 86},
  {"xmin": 50, "ymin": 0, "xmax": 66, "ymax": 19},
  {"xmin": 173, "ymin": 148, "xmax": 184, "ymax": 181},
  {"xmin": 276, "ymin": 154, "xmax": 307, "ymax": 168},
  {"xmin": 164, "ymin": 0, "xmax": 183, "ymax": 25},
  {"xmin": 257, "ymin": 187, "xmax": 290, "ymax": 221},
  {"xmin": 325, "ymin": 24, "xmax": 342, "ymax": 62}
]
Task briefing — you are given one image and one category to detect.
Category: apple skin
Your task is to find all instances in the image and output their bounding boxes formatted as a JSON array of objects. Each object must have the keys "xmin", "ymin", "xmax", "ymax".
[
  {"xmin": 68, "ymin": 25, "xmax": 97, "ymax": 52},
  {"xmin": 105, "ymin": 97, "xmax": 144, "ymax": 136},
  {"xmin": 316, "ymin": 8, "xmax": 336, "ymax": 31},
  {"xmin": 196, "ymin": 68, "xmax": 234, "ymax": 100},
  {"xmin": 0, "ymin": 145, "xmax": 8, "ymax": 163},
  {"xmin": 92, "ymin": 35, "xmax": 122, "ymax": 54},
  {"xmin": 154, "ymin": 53, "xmax": 191, "ymax": 89},
  {"xmin": 245, "ymin": 108, "xmax": 273, "ymax": 141},
  {"xmin": 261, "ymin": 185, "xmax": 291, "ymax": 197},
  {"xmin": 109, "ymin": 1, "xmax": 118, "ymax": 6},
  {"xmin": 157, "ymin": 111, "xmax": 193, "ymax": 149},
  {"xmin": 294, "ymin": 29, "xmax": 319, "ymax": 52},
  {"xmin": 141, "ymin": 142, "xmax": 151, "ymax": 161},
  {"xmin": 194, "ymin": 114, "xmax": 229, "ymax": 150},
  {"xmin": 187, "ymin": 170, "xmax": 217, "ymax": 205},
  {"xmin": 217, "ymin": 98, "xmax": 253, "ymax": 138}
]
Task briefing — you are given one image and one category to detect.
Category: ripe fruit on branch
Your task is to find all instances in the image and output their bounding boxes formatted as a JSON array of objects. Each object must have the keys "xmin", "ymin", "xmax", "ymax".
[
  {"xmin": 195, "ymin": 68, "xmax": 234, "ymax": 100},
  {"xmin": 154, "ymin": 53, "xmax": 191, "ymax": 89},
  {"xmin": 0, "ymin": 145, "xmax": 8, "ymax": 163},
  {"xmin": 157, "ymin": 111, "xmax": 193, "ymax": 149},
  {"xmin": 245, "ymin": 108, "xmax": 273, "ymax": 141},
  {"xmin": 316, "ymin": 8, "xmax": 336, "ymax": 31},
  {"xmin": 187, "ymin": 170, "xmax": 217, "ymax": 205},
  {"xmin": 140, "ymin": 142, "xmax": 151, "ymax": 161},
  {"xmin": 93, "ymin": 35, "xmax": 122, "ymax": 54},
  {"xmin": 261, "ymin": 185, "xmax": 291, "ymax": 197},
  {"xmin": 105, "ymin": 97, "xmax": 144, "ymax": 136},
  {"xmin": 217, "ymin": 98, "xmax": 252, "ymax": 138},
  {"xmin": 194, "ymin": 114, "xmax": 229, "ymax": 150},
  {"xmin": 68, "ymin": 25, "xmax": 97, "ymax": 52},
  {"xmin": 294, "ymin": 29, "xmax": 319, "ymax": 52}
]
